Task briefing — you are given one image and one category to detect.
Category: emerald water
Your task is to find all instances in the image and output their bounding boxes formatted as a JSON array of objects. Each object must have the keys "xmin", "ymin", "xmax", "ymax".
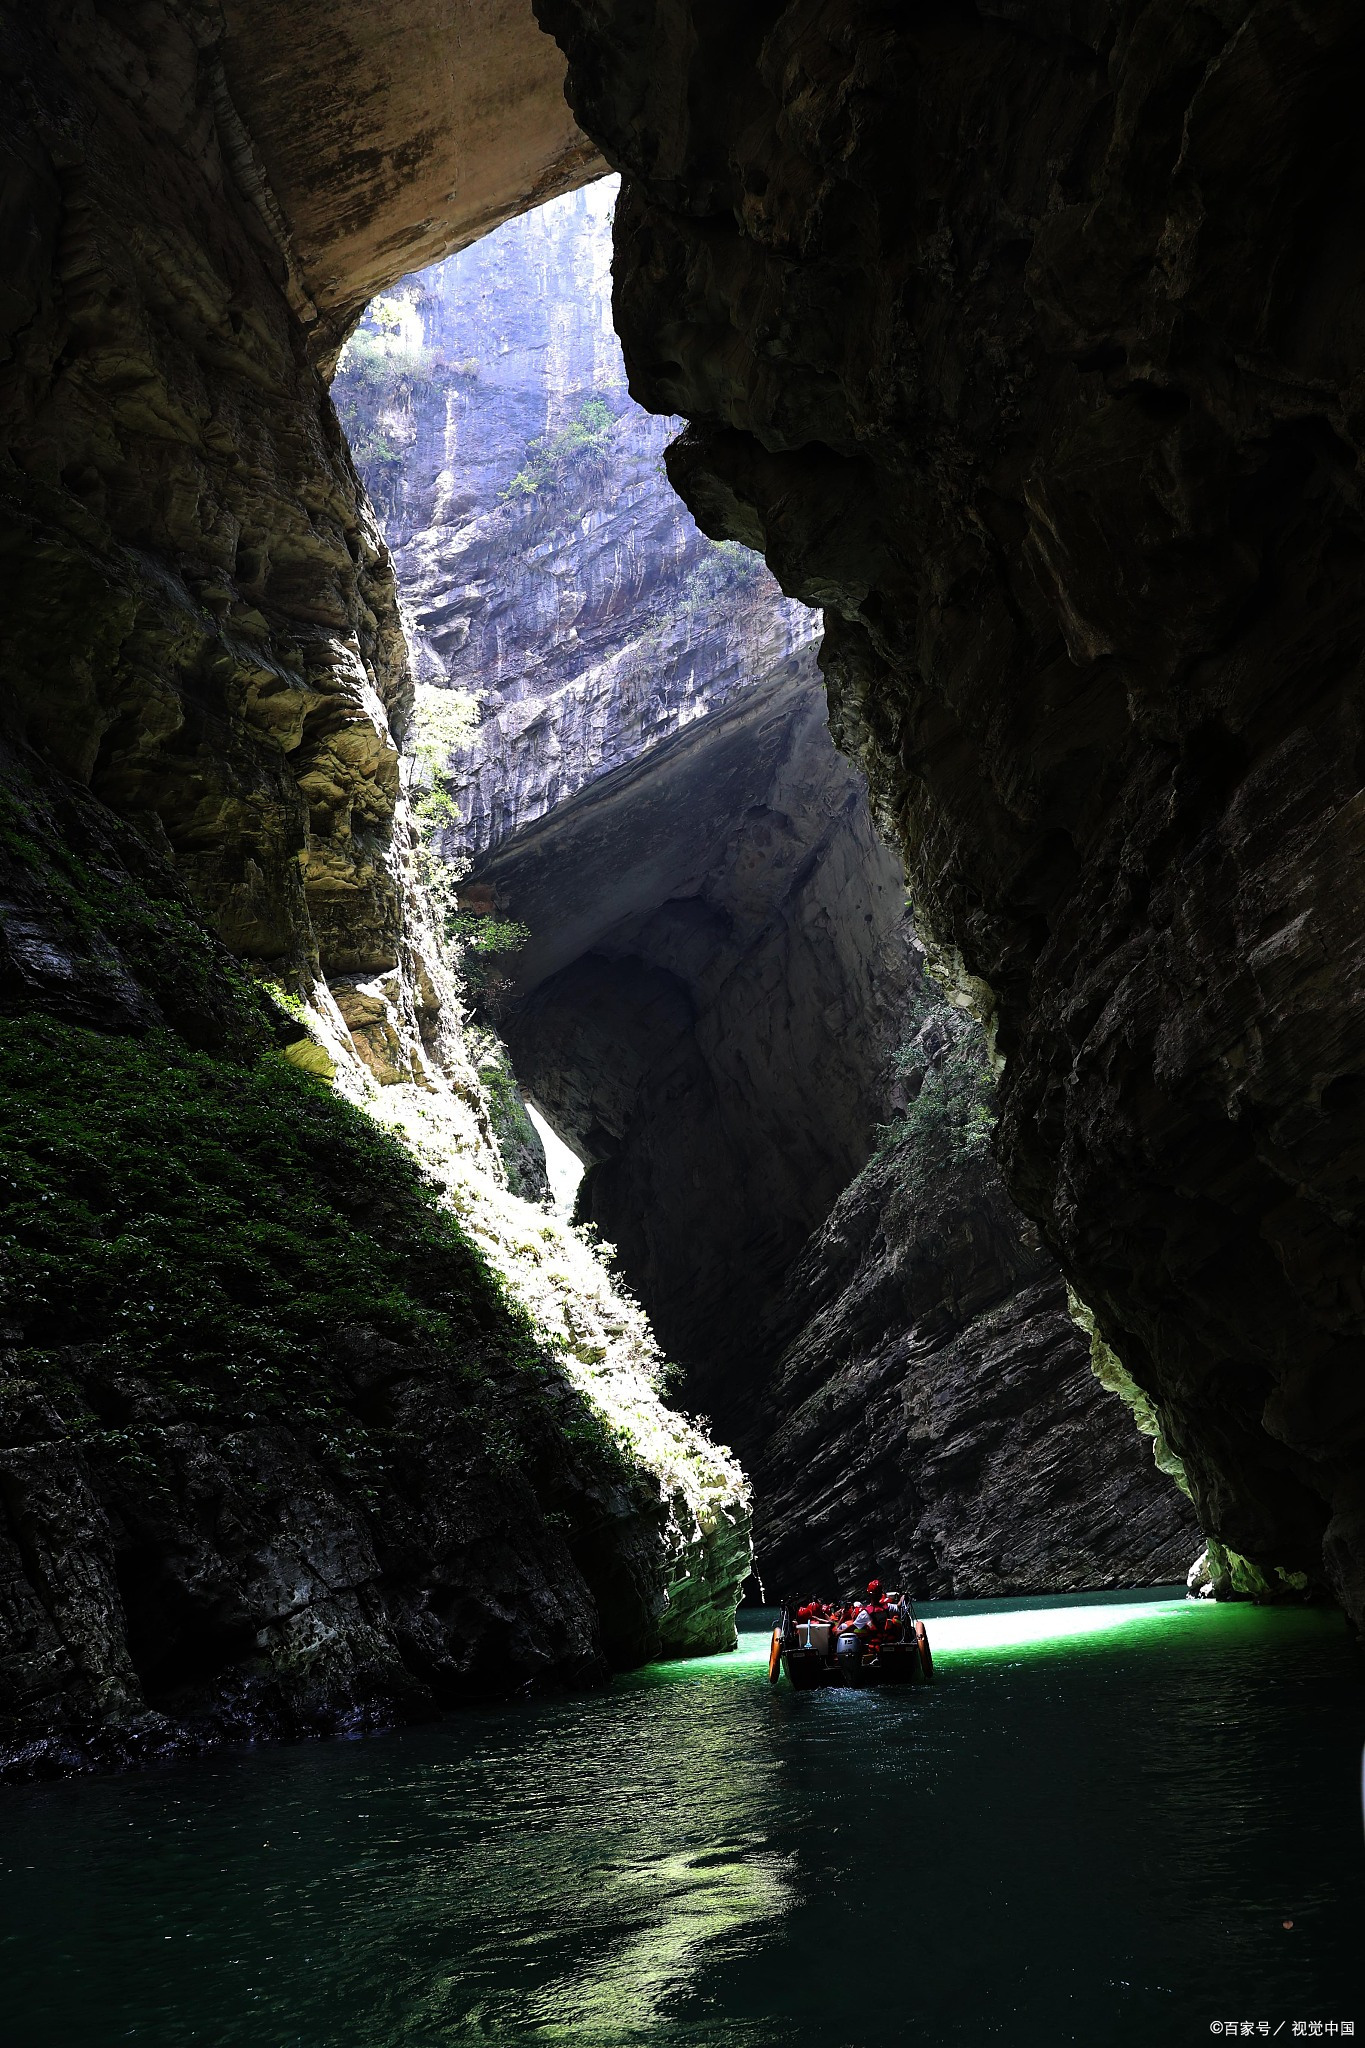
[{"xmin": 4, "ymin": 1592, "xmax": 1361, "ymax": 2046}]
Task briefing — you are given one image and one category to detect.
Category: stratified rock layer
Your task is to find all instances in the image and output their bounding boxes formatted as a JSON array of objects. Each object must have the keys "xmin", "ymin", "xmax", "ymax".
[
  {"xmin": 219, "ymin": 0, "xmax": 604, "ymax": 362},
  {"xmin": 334, "ymin": 177, "xmax": 817, "ymax": 861},
  {"xmin": 476, "ymin": 664, "xmax": 1196, "ymax": 1593},
  {"xmin": 538, "ymin": 0, "xmax": 1365, "ymax": 1624},
  {"xmin": 741, "ymin": 1134, "xmax": 1198, "ymax": 1601},
  {"xmin": 355, "ymin": 172, "xmax": 1193, "ymax": 1601}
]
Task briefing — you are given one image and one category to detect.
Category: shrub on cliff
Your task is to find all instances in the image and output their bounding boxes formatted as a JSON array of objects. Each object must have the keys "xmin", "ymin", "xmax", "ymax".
[
  {"xmin": 333, "ymin": 302, "xmax": 463, "ymax": 514},
  {"xmin": 677, "ymin": 538, "xmax": 767, "ymax": 613},
  {"xmin": 500, "ymin": 398, "xmax": 617, "ymax": 503},
  {"xmin": 880, "ymin": 996, "xmax": 997, "ymax": 1193}
]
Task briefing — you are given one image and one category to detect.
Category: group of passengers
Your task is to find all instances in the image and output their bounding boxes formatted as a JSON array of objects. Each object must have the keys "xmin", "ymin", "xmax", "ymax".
[{"xmin": 795, "ymin": 1579, "xmax": 912, "ymax": 1644}]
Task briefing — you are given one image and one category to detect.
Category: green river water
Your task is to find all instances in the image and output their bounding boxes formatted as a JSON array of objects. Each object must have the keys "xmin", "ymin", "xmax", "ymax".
[{"xmin": 2, "ymin": 1591, "xmax": 1361, "ymax": 2047}]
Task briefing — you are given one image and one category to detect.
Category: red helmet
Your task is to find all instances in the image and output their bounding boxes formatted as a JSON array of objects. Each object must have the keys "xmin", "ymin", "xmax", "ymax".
[{"xmin": 867, "ymin": 1579, "xmax": 882, "ymax": 1594}]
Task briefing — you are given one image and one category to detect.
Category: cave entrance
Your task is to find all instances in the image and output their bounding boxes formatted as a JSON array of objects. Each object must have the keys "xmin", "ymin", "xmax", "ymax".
[{"xmin": 335, "ymin": 176, "xmax": 1198, "ymax": 1603}]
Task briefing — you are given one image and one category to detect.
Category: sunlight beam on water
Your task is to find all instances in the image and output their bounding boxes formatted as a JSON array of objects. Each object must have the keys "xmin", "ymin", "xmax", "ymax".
[
  {"xmin": 919, "ymin": 1595, "xmax": 1196, "ymax": 1659},
  {"xmin": 647, "ymin": 1593, "xmax": 1214, "ymax": 1683}
]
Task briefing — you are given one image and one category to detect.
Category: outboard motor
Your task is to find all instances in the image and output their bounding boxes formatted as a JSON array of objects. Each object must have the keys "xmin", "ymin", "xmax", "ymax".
[{"xmin": 836, "ymin": 1630, "xmax": 864, "ymax": 1681}]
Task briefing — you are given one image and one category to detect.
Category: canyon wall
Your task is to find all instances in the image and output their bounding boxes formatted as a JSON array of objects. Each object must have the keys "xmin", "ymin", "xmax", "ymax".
[
  {"xmin": 538, "ymin": 0, "xmax": 1365, "ymax": 1626},
  {"xmin": 354, "ymin": 174, "xmax": 1195, "ymax": 1598},
  {"xmin": 470, "ymin": 666, "xmax": 1197, "ymax": 1593},
  {"xmin": 737, "ymin": 994, "xmax": 1198, "ymax": 1599},
  {"xmin": 0, "ymin": 0, "xmax": 1284, "ymax": 1786},
  {"xmin": 0, "ymin": 6, "xmax": 747, "ymax": 1778},
  {"xmin": 333, "ymin": 176, "xmax": 817, "ymax": 860}
]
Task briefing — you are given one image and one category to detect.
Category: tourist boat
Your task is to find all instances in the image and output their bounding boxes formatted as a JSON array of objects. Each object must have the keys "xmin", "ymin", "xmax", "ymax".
[{"xmin": 767, "ymin": 1599, "xmax": 933, "ymax": 1689}]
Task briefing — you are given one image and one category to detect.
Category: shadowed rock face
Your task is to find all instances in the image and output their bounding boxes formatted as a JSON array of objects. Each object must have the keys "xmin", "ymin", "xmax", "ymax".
[
  {"xmin": 355, "ymin": 188, "xmax": 1195, "ymax": 1599},
  {"xmin": 740, "ymin": 1131, "xmax": 1199, "ymax": 1601},
  {"xmin": 352, "ymin": 176, "xmax": 1197, "ymax": 1595},
  {"xmin": 537, "ymin": 0, "xmax": 1365, "ymax": 1625},
  {"xmin": 0, "ymin": 5, "xmax": 414, "ymax": 1004},
  {"xmin": 474, "ymin": 661, "xmax": 1197, "ymax": 1592},
  {"xmin": 478, "ymin": 659, "xmax": 915, "ymax": 1405}
]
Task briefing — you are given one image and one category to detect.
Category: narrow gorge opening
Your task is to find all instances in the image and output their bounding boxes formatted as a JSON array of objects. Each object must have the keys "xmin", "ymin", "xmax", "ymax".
[{"xmin": 332, "ymin": 175, "xmax": 1198, "ymax": 1603}]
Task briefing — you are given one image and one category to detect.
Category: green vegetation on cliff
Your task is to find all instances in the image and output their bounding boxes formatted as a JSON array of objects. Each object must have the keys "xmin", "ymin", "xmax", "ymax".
[
  {"xmin": 466, "ymin": 1025, "xmax": 549, "ymax": 1202},
  {"xmin": 0, "ymin": 750, "xmax": 630, "ymax": 1502},
  {"xmin": 501, "ymin": 398, "xmax": 617, "ymax": 503},
  {"xmin": 332, "ymin": 300, "xmax": 474, "ymax": 514},
  {"xmin": 880, "ymin": 988, "xmax": 997, "ymax": 1192},
  {"xmin": 0, "ymin": 1018, "xmax": 598, "ymax": 1491},
  {"xmin": 0, "ymin": 741, "xmax": 750, "ymax": 1765}
]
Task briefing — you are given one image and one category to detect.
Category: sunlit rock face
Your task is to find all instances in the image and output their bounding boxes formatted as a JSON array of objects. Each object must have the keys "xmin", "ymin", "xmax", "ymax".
[
  {"xmin": 336, "ymin": 179, "xmax": 817, "ymax": 861},
  {"xmin": 538, "ymin": 0, "xmax": 1365, "ymax": 1626},
  {"xmin": 218, "ymin": 0, "xmax": 604, "ymax": 364}
]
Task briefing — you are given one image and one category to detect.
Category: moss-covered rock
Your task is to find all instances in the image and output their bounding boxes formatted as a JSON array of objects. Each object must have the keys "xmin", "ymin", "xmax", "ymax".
[{"xmin": 0, "ymin": 1003, "xmax": 748, "ymax": 1778}]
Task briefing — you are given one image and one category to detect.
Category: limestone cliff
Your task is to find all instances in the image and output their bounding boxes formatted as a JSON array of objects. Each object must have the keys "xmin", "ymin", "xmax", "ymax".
[
  {"xmin": 0, "ymin": 5, "xmax": 747, "ymax": 1779},
  {"xmin": 475, "ymin": 682, "xmax": 1196, "ymax": 1593},
  {"xmin": 538, "ymin": 0, "xmax": 1365, "ymax": 1627},
  {"xmin": 333, "ymin": 177, "xmax": 817, "ymax": 861},
  {"xmin": 217, "ymin": 0, "xmax": 605, "ymax": 364}
]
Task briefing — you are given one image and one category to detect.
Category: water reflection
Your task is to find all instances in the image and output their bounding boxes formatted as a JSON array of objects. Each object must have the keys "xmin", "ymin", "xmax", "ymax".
[
  {"xmin": 373, "ymin": 1683, "xmax": 794, "ymax": 2040},
  {"xmin": 1, "ymin": 1594, "xmax": 1360, "ymax": 2048}
]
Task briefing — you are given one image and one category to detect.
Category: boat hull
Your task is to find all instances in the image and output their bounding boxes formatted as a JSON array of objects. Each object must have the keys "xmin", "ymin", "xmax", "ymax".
[{"xmin": 780, "ymin": 1640, "xmax": 925, "ymax": 1689}]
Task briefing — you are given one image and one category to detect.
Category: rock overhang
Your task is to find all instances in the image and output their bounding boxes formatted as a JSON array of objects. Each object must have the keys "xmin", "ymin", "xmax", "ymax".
[{"xmin": 217, "ymin": 0, "xmax": 606, "ymax": 361}]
